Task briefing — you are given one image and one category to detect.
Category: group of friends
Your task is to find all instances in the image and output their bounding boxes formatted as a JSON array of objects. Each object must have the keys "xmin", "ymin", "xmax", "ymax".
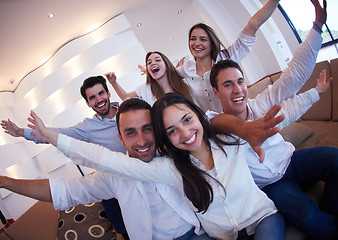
[{"xmin": 1, "ymin": 0, "xmax": 337, "ymax": 239}]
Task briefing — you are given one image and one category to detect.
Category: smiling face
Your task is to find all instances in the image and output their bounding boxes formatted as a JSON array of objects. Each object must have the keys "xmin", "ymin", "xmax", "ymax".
[
  {"xmin": 85, "ymin": 83, "xmax": 111, "ymax": 117},
  {"xmin": 163, "ymin": 103, "xmax": 204, "ymax": 155},
  {"xmin": 213, "ymin": 67, "xmax": 248, "ymax": 120},
  {"xmin": 146, "ymin": 53, "xmax": 167, "ymax": 81},
  {"xmin": 189, "ymin": 28, "xmax": 212, "ymax": 60},
  {"xmin": 118, "ymin": 109, "xmax": 155, "ymax": 162}
]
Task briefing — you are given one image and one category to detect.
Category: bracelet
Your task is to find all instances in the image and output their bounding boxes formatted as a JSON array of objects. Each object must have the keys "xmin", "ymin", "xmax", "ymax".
[{"xmin": 313, "ymin": 21, "xmax": 323, "ymax": 33}]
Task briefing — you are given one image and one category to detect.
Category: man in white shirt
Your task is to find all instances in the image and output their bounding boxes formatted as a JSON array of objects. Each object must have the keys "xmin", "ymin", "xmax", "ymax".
[
  {"xmin": 206, "ymin": 2, "xmax": 338, "ymax": 237},
  {"xmin": 0, "ymin": 98, "xmax": 213, "ymax": 240}
]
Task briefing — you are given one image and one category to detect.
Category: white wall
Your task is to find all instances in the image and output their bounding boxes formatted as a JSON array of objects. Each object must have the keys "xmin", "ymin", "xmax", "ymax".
[{"xmin": 0, "ymin": 1, "xmax": 299, "ymax": 220}]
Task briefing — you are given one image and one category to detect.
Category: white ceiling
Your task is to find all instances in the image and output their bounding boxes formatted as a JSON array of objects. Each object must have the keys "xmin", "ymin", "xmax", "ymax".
[{"xmin": 0, "ymin": 0, "xmax": 202, "ymax": 92}]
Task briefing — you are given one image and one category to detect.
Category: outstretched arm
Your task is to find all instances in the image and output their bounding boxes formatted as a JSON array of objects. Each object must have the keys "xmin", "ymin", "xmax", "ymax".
[
  {"xmin": 27, "ymin": 111, "xmax": 59, "ymax": 147},
  {"xmin": 105, "ymin": 72, "xmax": 137, "ymax": 101},
  {"xmin": 1, "ymin": 119, "xmax": 25, "ymax": 138},
  {"xmin": 242, "ymin": 0, "xmax": 280, "ymax": 36},
  {"xmin": 210, "ymin": 104, "xmax": 284, "ymax": 163},
  {"xmin": 0, "ymin": 176, "xmax": 52, "ymax": 202}
]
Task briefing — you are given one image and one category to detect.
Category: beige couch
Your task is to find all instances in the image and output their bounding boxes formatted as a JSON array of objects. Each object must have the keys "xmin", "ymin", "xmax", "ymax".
[
  {"xmin": 248, "ymin": 58, "xmax": 338, "ymax": 151},
  {"xmin": 247, "ymin": 58, "xmax": 338, "ymax": 239}
]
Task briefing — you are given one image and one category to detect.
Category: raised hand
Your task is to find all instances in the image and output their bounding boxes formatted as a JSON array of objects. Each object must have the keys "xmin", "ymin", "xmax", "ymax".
[
  {"xmin": 137, "ymin": 65, "xmax": 147, "ymax": 75},
  {"xmin": 241, "ymin": 104, "xmax": 284, "ymax": 163},
  {"xmin": 27, "ymin": 111, "xmax": 58, "ymax": 146},
  {"xmin": 105, "ymin": 72, "xmax": 117, "ymax": 85},
  {"xmin": 316, "ymin": 69, "xmax": 332, "ymax": 94},
  {"xmin": 175, "ymin": 57, "xmax": 186, "ymax": 68},
  {"xmin": 1, "ymin": 119, "xmax": 24, "ymax": 137},
  {"xmin": 311, "ymin": 0, "xmax": 327, "ymax": 30}
]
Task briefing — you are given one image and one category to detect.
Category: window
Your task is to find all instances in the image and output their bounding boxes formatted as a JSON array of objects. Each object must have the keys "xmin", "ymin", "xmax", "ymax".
[{"xmin": 278, "ymin": 0, "xmax": 338, "ymax": 47}]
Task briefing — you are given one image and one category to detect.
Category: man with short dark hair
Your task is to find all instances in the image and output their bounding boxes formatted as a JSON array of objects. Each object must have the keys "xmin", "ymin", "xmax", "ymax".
[
  {"xmin": 0, "ymin": 98, "xmax": 212, "ymax": 240},
  {"xmin": 206, "ymin": 2, "xmax": 338, "ymax": 238},
  {"xmin": 1, "ymin": 76, "xmax": 129, "ymax": 239}
]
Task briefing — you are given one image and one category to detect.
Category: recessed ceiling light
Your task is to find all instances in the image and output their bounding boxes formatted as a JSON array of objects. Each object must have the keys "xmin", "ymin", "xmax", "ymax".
[
  {"xmin": 48, "ymin": 13, "xmax": 54, "ymax": 19},
  {"xmin": 137, "ymin": 23, "xmax": 142, "ymax": 27},
  {"xmin": 178, "ymin": 10, "xmax": 182, "ymax": 13},
  {"xmin": 9, "ymin": 79, "xmax": 15, "ymax": 84}
]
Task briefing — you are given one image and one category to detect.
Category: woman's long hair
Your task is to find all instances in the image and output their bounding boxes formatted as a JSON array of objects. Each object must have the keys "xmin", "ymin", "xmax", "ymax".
[
  {"xmin": 151, "ymin": 93, "xmax": 239, "ymax": 212},
  {"xmin": 189, "ymin": 23, "xmax": 230, "ymax": 62},
  {"xmin": 145, "ymin": 51, "xmax": 193, "ymax": 101}
]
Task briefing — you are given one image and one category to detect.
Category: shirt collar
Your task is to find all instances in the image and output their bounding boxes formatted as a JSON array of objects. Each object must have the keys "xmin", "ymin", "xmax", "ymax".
[{"xmin": 94, "ymin": 102, "xmax": 119, "ymax": 121}]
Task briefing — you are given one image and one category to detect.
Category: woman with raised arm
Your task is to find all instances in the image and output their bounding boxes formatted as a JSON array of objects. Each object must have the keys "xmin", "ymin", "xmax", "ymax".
[
  {"xmin": 106, "ymin": 51, "xmax": 193, "ymax": 106},
  {"xmin": 107, "ymin": 0, "xmax": 280, "ymax": 110},
  {"xmin": 177, "ymin": 0, "xmax": 281, "ymax": 113}
]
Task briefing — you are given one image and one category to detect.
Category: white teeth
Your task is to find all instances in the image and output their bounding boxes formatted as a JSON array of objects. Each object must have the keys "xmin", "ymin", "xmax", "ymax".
[
  {"xmin": 137, "ymin": 147, "xmax": 150, "ymax": 153},
  {"xmin": 194, "ymin": 48, "xmax": 203, "ymax": 51},
  {"xmin": 185, "ymin": 133, "xmax": 196, "ymax": 144},
  {"xmin": 98, "ymin": 102, "xmax": 105, "ymax": 108},
  {"xmin": 232, "ymin": 97, "xmax": 244, "ymax": 103}
]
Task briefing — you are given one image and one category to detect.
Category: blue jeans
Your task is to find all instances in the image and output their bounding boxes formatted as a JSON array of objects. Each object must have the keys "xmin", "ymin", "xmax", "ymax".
[
  {"xmin": 101, "ymin": 198, "xmax": 128, "ymax": 237},
  {"xmin": 262, "ymin": 147, "xmax": 338, "ymax": 239},
  {"xmin": 175, "ymin": 227, "xmax": 215, "ymax": 240},
  {"xmin": 237, "ymin": 213, "xmax": 285, "ymax": 240}
]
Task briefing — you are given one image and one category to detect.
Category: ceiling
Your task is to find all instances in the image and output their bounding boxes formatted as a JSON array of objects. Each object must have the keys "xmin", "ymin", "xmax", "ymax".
[{"xmin": 0, "ymin": 0, "xmax": 202, "ymax": 92}]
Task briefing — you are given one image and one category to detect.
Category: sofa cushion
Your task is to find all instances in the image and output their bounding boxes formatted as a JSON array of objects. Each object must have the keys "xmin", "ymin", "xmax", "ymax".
[
  {"xmin": 57, "ymin": 202, "xmax": 117, "ymax": 240},
  {"xmin": 330, "ymin": 58, "xmax": 338, "ymax": 121},
  {"xmin": 297, "ymin": 61, "xmax": 331, "ymax": 121},
  {"xmin": 280, "ymin": 122, "xmax": 314, "ymax": 147},
  {"xmin": 295, "ymin": 121, "xmax": 338, "ymax": 150}
]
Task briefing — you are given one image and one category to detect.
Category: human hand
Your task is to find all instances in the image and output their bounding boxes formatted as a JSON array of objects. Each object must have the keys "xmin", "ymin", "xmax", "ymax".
[
  {"xmin": 316, "ymin": 69, "xmax": 332, "ymax": 94},
  {"xmin": 27, "ymin": 111, "xmax": 52, "ymax": 143},
  {"xmin": 1, "ymin": 119, "xmax": 24, "ymax": 137},
  {"xmin": 105, "ymin": 72, "xmax": 117, "ymax": 85},
  {"xmin": 175, "ymin": 57, "xmax": 186, "ymax": 68},
  {"xmin": 311, "ymin": 0, "xmax": 327, "ymax": 29},
  {"xmin": 137, "ymin": 65, "xmax": 147, "ymax": 75},
  {"xmin": 242, "ymin": 104, "xmax": 284, "ymax": 163}
]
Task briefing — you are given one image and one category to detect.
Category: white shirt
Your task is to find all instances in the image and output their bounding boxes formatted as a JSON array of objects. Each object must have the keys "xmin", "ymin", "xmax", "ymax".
[
  {"xmin": 206, "ymin": 28, "xmax": 323, "ymax": 188},
  {"xmin": 135, "ymin": 83, "xmax": 158, "ymax": 106},
  {"xmin": 50, "ymin": 171, "xmax": 200, "ymax": 240},
  {"xmin": 177, "ymin": 32, "xmax": 257, "ymax": 113},
  {"xmin": 57, "ymin": 134, "xmax": 277, "ymax": 240}
]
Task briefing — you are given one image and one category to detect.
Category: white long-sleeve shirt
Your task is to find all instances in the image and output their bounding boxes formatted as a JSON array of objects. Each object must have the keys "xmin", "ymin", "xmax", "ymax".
[
  {"xmin": 206, "ymin": 27, "xmax": 323, "ymax": 188},
  {"xmin": 50, "ymin": 171, "xmax": 200, "ymax": 240},
  {"xmin": 178, "ymin": 32, "xmax": 257, "ymax": 113},
  {"xmin": 134, "ymin": 33, "xmax": 256, "ymax": 108},
  {"xmin": 57, "ymin": 134, "xmax": 276, "ymax": 240},
  {"xmin": 207, "ymin": 88, "xmax": 320, "ymax": 188}
]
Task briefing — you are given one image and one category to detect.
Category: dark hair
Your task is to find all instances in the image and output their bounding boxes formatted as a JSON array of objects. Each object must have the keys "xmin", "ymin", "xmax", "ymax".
[
  {"xmin": 116, "ymin": 98, "xmax": 152, "ymax": 134},
  {"xmin": 145, "ymin": 51, "xmax": 193, "ymax": 101},
  {"xmin": 80, "ymin": 76, "xmax": 109, "ymax": 102},
  {"xmin": 151, "ymin": 93, "xmax": 239, "ymax": 213},
  {"xmin": 189, "ymin": 23, "xmax": 230, "ymax": 62},
  {"xmin": 210, "ymin": 59, "xmax": 244, "ymax": 90}
]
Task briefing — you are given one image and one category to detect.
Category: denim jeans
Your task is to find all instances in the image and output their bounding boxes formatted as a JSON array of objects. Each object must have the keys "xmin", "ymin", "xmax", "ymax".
[
  {"xmin": 262, "ymin": 147, "xmax": 338, "ymax": 239},
  {"xmin": 101, "ymin": 198, "xmax": 128, "ymax": 237},
  {"xmin": 237, "ymin": 213, "xmax": 285, "ymax": 240},
  {"xmin": 175, "ymin": 227, "xmax": 215, "ymax": 240}
]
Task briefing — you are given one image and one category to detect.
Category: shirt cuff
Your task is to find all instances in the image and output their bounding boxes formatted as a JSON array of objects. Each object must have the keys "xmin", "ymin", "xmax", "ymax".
[
  {"xmin": 23, "ymin": 129, "xmax": 34, "ymax": 139},
  {"xmin": 307, "ymin": 28, "xmax": 323, "ymax": 52},
  {"xmin": 57, "ymin": 134, "xmax": 72, "ymax": 157},
  {"xmin": 308, "ymin": 88, "xmax": 320, "ymax": 104}
]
